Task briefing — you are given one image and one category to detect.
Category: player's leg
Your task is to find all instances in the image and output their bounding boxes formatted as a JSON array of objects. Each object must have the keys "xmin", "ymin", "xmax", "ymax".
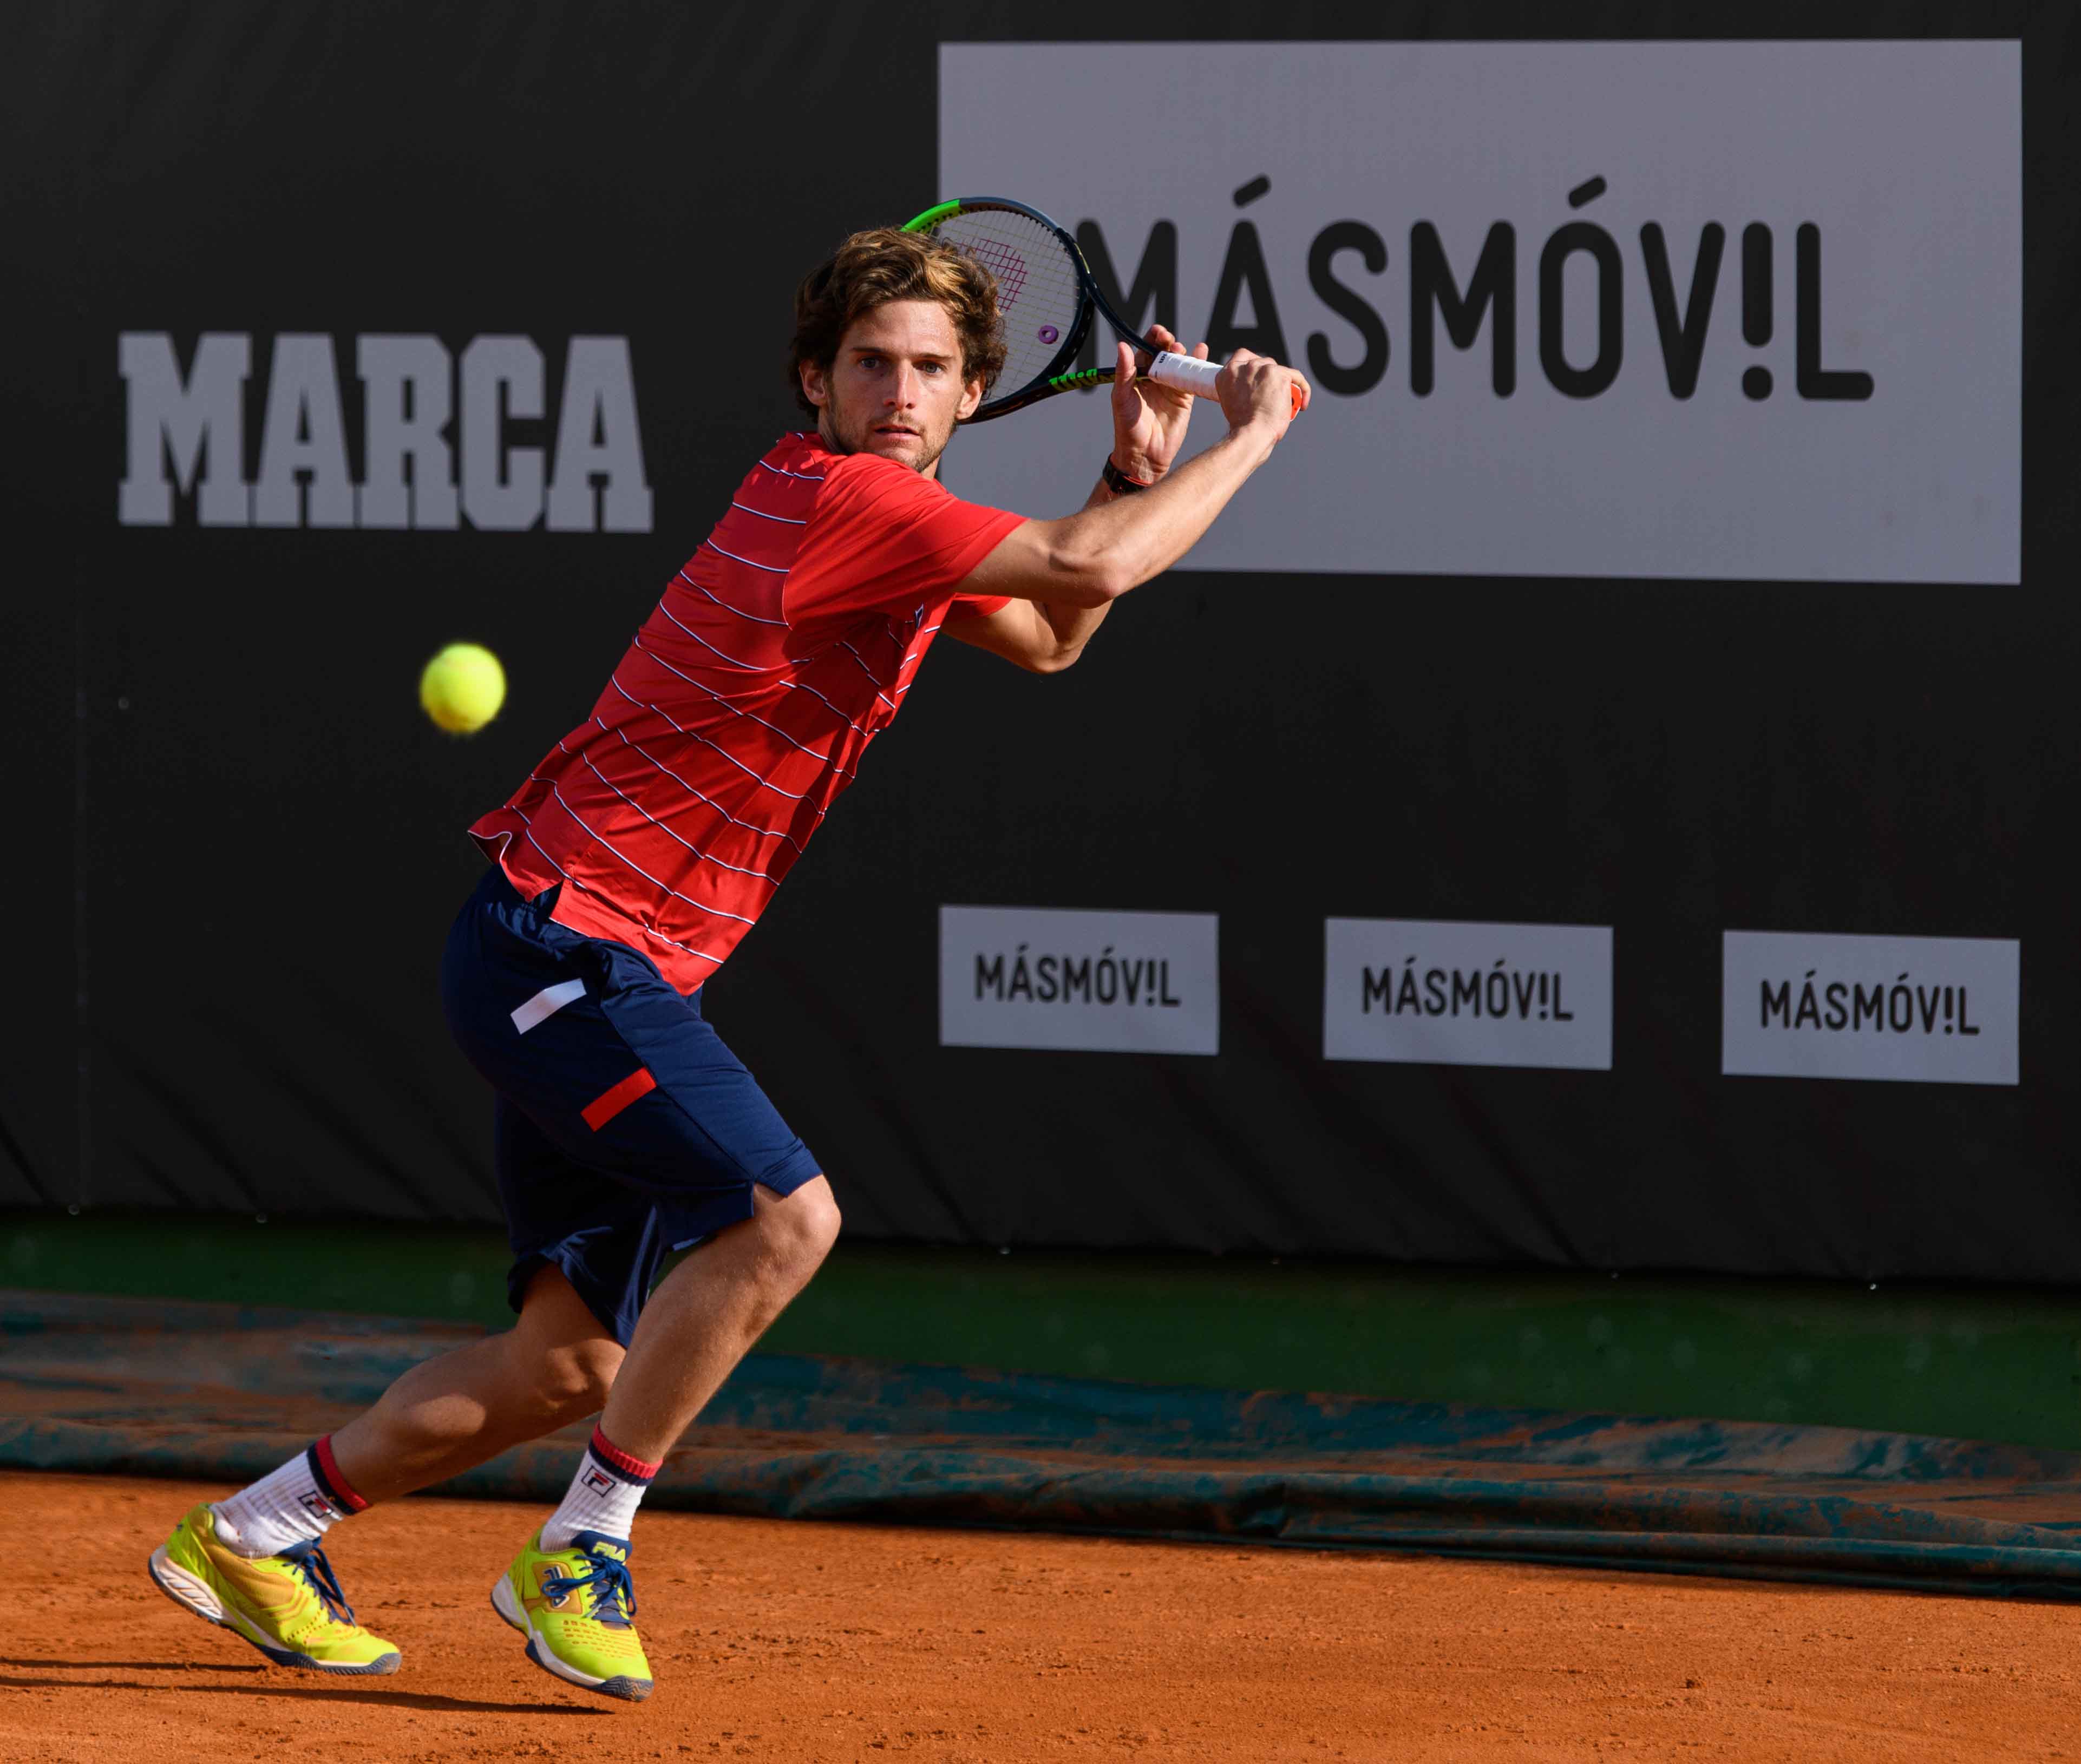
[
  {"xmin": 518, "ymin": 1171, "xmax": 839, "ymax": 1553},
  {"xmin": 475, "ymin": 958, "xmax": 835, "ymax": 1701},
  {"xmin": 147, "ymin": 1262, "xmax": 621, "ymax": 1675},
  {"xmin": 428, "ymin": 863, "xmax": 839, "ymax": 1700},
  {"xmin": 493, "ymin": 1177, "xmax": 838, "ymax": 1704},
  {"xmin": 325, "ymin": 1262, "xmax": 624, "ymax": 1503},
  {"xmin": 585, "ymin": 1173, "xmax": 839, "ymax": 1466},
  {"xmin": 147, "ymin": 870, "xmax": 617, "ymax": 1675}
]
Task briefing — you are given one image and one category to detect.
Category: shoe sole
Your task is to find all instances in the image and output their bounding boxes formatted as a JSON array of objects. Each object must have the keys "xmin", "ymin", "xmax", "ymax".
[
  {"xmin": 489, "ymin": 1573, "xmax": 653, "ymax": 1703},
  {"xmin": 148, "ymin": 1543, "xmax": 401, "ymax": 1676}
]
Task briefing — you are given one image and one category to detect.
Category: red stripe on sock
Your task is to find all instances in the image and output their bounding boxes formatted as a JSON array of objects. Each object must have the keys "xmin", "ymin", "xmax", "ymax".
[
  {"xmin": 581, "ymin": 1066, "xmax": 657, "ymax": 1131},
  {"xmin": 312, "ymin": 1434, "xmax": 369, "ymax": 1513},
  {"xmin": 590, "ymin": 1426, "xmax": 662, "ymax": 1482}
]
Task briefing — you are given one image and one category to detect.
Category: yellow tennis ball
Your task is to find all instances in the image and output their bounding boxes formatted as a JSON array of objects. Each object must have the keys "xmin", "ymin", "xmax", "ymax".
[{"xmin": 419, "ymin": 642, "xmax": 506, "ymax": 735}]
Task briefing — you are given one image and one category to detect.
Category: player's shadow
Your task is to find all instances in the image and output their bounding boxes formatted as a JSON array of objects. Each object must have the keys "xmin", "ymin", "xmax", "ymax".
[{"xmin": 0, "ymin": 1669, "xmax": 601, "ymax": 1715}]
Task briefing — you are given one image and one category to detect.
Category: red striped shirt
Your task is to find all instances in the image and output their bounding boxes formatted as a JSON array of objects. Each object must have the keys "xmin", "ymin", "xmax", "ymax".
[{"xmin": 469, "ymin": 432, "xmax": 1021, "ymax": 992}]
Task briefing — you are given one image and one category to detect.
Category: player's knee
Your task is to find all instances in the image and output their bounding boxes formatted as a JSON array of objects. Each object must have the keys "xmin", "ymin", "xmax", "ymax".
[
  {"xmin": 542, "ymin": 1335, "xmax": 624, "ymax": 1419},
  {"xmin": 761, "ymin": 1178, "xmax": 840, "ymax": 1286}
]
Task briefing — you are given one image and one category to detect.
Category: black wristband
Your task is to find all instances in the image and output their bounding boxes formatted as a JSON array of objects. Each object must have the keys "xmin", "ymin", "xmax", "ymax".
[{"xmin": 1102, "ymin": 455, "xmax": 1153, "ymax": 495}]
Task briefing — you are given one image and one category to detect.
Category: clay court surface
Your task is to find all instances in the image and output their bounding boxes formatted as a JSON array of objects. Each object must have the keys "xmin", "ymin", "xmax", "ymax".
[{"xmin": 4, "ymin": 1472, "xmax": 2076, "ymax": 1762}]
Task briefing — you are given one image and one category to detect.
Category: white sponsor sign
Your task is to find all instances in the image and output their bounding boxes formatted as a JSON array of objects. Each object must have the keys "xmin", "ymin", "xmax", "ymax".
[
  {"xmin": 1324, "ymin": 919, "xmax": 1613, "ymax": 1070},
  {"xmin": 1722, "ymin": 931, "xmax": 2019, "ymax": 1085},
  {"xmin": 940, "ymin": 905, "xmax": 1219, "ymax": 1054},
  {"xmin": 940, "ymin": 41, "xmax": 2020, "ymax": 584},
  {"xmin": 117, "ymin": 332, "xmax": 652, "ymax": 531}
]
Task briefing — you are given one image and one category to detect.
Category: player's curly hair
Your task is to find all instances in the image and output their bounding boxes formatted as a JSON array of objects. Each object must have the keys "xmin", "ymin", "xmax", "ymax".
[{"xmin": 789, "ymin": 227, "xmax": 1008, "ymax": 417}]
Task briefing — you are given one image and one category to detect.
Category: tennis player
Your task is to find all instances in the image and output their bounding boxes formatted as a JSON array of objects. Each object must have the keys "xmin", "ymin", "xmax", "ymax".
[{"xmin": 148, "ymin": 225, "xmax": 1309, "ymax": 1702}]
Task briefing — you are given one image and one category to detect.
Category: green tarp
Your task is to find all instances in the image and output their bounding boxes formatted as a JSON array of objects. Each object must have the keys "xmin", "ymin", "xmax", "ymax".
[{"xmin": 9, "ymin": 1291, "xmax": 2081, "ymax": 1598}]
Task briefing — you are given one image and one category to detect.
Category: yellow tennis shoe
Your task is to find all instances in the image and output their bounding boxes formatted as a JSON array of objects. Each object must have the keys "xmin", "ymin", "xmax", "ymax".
[
  {"xmin": 492, "ymin": 1527, "xmax": 653, "ymax": 1702},
  {"xmin": 148, "ymin": 1503, "xmax": 401, "ymax": 1674}
]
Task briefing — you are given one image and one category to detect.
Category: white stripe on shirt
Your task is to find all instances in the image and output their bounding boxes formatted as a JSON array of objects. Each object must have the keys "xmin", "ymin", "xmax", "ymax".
[
  {"xmin": 676, "ymin": 571, "xmax": 789, "ymax": 627},
  {"xmin": 705, "ymin": 539, "xmax": 790, "ymax": 575},
  {"xmin": 607, "ymin": 670, "xmax": 816, "ymax": 802},
  {"xmin": 629, "ymin": 639, "xmax": 857, "ymax": 780},
  {"xmin": 564, "ymin": 742, "xmax": 787, "ymax": 883},
  {"xmin": 540, "ymin": 783, "xmax": 763, "ymax": 927},
  {"xmin": 652, "ymin": 600, "xmax": 789, "ymax": 673},
  {"xmin": 839, "ymin": 640, "xmax": 899, "ymax": 712},
  {"xmin": 599, "ymin": 720, "xmax": 808, "ymax": 852},
  {"xmin": 777, "ymin": 676, "xmax": 870, "ymax": 737},
  {"xmin": 506, "ymin": 818, "xmax": 721, "ymax": 968}
]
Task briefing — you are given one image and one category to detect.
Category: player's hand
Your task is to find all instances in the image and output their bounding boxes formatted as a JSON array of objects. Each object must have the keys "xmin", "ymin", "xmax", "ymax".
[
  {"xmin": 1218, "ymin": 349, "xmax": 1311, "ymax": 441},
  {"xmin": 1109, "ymin": 324, "xmax": 1205, "ymax": 483}
]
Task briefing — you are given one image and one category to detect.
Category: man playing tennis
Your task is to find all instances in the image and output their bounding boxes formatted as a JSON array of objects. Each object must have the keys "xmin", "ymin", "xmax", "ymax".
[{"xmin": 148, "ymin": 224, "xmax": 1309, "ymax": 1702}]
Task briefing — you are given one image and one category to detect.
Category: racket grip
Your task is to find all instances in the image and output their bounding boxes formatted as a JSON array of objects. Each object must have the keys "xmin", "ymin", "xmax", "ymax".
[
  {"xmin": 1146, "ymin": 351, "xmax": 1223, "ymax": 398},
  {"xmin": 1146, "ymin": 351, "xmax": 1306, "ymax": 417}
]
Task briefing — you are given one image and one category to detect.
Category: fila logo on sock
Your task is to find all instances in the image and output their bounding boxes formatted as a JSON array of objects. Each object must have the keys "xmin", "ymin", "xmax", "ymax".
[
  {"xmin": 298, "ymin": 1491, "xmax": 341, "ymax": 1521},
  {"xmin": 582, "ymin": 1465, "xmax": 618, "ymax": 1497}
]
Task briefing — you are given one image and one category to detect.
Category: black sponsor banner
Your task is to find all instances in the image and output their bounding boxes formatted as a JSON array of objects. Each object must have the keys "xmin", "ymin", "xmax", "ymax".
[{"xmin": 5, "ymin": 2, "xmax": 2079, "ymax": 1285}]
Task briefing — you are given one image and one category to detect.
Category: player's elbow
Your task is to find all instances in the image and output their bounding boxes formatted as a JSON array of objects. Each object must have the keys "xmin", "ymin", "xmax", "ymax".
[
  {"xmin": 1023, "ymin": 640, "xmax": 1085, "ymax": 676},
  {"xmin": 1050, "ymin": 561, "xmax": 1131, "ymax": 609},
  {"xmin": 1043, "ymin": 532, "xmax": 1133, "ymax": 607}
]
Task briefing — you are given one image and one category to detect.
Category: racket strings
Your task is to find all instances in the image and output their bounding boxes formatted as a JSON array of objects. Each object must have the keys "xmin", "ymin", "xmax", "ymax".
[
  {"xmin": 929, "ymin": 209, "xmax": 1085, "ymax": 399},
  {"xmin": 961, "ymin": 235, "xmax": 1030, "ymax": 308}
]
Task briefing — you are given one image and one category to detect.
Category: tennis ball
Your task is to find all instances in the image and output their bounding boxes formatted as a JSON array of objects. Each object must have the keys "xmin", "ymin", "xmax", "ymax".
[{"xmin": 419, "ymin": 641, "xmax": 506, "ymax": 735}]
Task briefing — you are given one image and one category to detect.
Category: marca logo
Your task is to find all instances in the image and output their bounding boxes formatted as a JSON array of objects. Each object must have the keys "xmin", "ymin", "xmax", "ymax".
[
  {"xmin": 1324, "ymin": 919, "xmax": 1613, "ymax": 1071},
  {"xmin": 939, "ymin": 905, "xmax": 1219, "ymax": 1055},
  {"xmin": 941, "ymin": 41, "xmax": 2020, "ymax": 583},
  {"xmin": 1722, "ymin": 931, "xmax": 2019, "ymax": 1086},
  {"xmin": 117, "ymin": 332, "xmax": 652, "ymax": 532}
]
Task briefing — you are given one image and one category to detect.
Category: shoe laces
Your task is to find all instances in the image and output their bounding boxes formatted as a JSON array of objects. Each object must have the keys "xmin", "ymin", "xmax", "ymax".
[
  {"xmin": 542, "ymin": 1545, "xmax": 638, "ymax": 1628},
  {"xmin": 277, "ymin": 1540, "xmax": 357, "ymax": 1628}
]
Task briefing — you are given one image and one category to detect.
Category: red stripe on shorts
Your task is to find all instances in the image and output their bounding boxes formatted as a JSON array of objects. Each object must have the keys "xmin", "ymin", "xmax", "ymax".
[{"xmin": 581, "ymin": 1066, "xmax": 657, "ymax": 1131}]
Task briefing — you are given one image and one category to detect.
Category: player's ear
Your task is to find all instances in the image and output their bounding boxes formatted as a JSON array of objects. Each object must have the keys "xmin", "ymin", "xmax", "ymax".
[
  {"xmin": 800, "ymin": 360, "xmax": 830, "ymax": 410},
  {"xmin": 957, "ymin": 375, "xmax": 984, "ymax": 421}
]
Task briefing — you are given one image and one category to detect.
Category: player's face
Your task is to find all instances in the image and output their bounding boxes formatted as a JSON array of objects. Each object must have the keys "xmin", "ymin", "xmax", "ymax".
[{"xmin": 803, "ymin": 299, "xmax": 985, "ymax": 476}]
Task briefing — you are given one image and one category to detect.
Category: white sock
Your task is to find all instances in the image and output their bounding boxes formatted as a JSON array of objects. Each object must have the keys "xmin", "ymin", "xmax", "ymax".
[
  {"xmin": 212, "ymin": 1437, "xmax": 367, "ymax": 1558},
  {"xmin": 542, "ymin": 1427, "xmax": 659, "ymax": 1550}
]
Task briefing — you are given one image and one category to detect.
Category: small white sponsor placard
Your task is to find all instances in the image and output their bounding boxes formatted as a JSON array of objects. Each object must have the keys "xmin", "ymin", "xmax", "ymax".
[
  {"xmin": 1722, "ymin": 931, "xmax": 2019, "ymax": 1085},
  {"xmin": 940, "ymin": 905, "xmax": 1219, "ymax": 1054},
  {"xmin": 1324, "ymin": 919, "xmax": 1613, "ymax": 1070}
]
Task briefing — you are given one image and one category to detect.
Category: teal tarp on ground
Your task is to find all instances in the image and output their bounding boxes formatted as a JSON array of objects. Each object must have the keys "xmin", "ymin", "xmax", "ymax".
[{"xmin": 7, "ymin": 1290, "xmax": 2081, "ymax": 1598}]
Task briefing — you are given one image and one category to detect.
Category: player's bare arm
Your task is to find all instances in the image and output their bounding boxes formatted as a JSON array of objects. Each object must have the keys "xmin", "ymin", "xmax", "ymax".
[
  {"xmin": 946, "ymin": 323, "xmax": 1205, "ymax": 673},
  {"xmin": 951, "ymin": 343, "xmax": 1311, "ymax": 635},
  {"xmin": 799, "ymin": 277, "xmax": 1307, "ymax": 672}
]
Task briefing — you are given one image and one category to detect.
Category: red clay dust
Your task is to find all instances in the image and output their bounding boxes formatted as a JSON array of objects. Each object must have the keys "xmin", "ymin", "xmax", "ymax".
[{"xmin": 3, "ymin": 1472, "xmax": 2076, "ymax": 1762}]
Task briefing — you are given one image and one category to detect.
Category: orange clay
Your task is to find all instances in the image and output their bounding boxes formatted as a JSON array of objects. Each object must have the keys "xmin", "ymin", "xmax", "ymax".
[{"xmin": 5, "ymin": 1471, "xmax": 2075, "ymax": 1761}]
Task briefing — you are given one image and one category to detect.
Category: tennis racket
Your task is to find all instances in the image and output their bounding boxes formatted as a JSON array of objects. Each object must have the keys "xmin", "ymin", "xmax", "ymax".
[{"xmin": 901, "ymin": 196, "xmax": 1305, "ymax": 424}]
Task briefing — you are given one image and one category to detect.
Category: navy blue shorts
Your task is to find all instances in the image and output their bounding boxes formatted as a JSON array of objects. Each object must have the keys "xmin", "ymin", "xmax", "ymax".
[{"xmin": 440, "ymin": 865, "xmax": 823, "ymax": 1345}]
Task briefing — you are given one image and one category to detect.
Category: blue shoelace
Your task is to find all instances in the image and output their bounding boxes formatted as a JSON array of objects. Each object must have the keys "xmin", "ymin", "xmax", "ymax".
[
  {"xmin": 277, "ymin": 1540, "xmax": 357, "ymax": 1625},
  {"xmin": 541, "ymin": 1546, "xmax": 638, "ymax": 1628}
]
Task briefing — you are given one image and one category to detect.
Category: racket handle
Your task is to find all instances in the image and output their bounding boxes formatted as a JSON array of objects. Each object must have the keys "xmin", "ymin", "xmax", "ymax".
[
  {"xmin": 1145, "ymin": 351, "xmax": 1223, "ymax": 398},
  {"xmin": 1146, "ymin": 350, "xmax": 1306, "ymax": 417}
]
